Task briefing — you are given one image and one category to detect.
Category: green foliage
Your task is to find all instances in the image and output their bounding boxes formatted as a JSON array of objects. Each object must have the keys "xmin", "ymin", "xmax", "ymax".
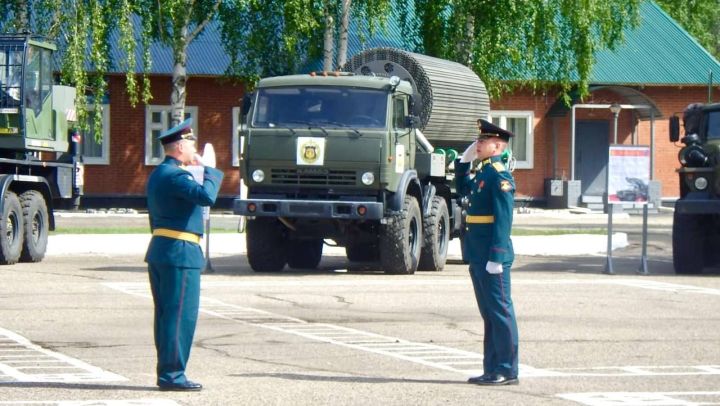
[
  {"xmin": 654, "ymin": 0, "xmax": 720, "ymax": 60},
  {"xmin": 219, "ymin": 0, "xmax": 393, "ymax": 86},
  {"xmin": 411, "ymin": 0, "xmax": 641, "ymax": 100}
]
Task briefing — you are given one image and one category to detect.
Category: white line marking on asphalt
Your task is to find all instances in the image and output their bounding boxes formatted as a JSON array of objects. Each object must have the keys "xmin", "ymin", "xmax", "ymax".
[
  {"xmin": 0, "ymin": 328, "xmax": 126, "ymax": 383},
  {"xmin": 104, "ymin": 282, "xmax": 720, "ymax": 379},
  {"xmin": 103, "ymin": 282, "xmax": 546, "ymax": 378},
  {"xmin": 0, "ymin": 400, "xmax": 179, "ymax": 405},
  {"xmin": 558, "ymin": 391, "xmax": 720, "ymax": 405},
  {"xmin": 194, "ymin": 278, "xmax": 720, "ymax": 296}
]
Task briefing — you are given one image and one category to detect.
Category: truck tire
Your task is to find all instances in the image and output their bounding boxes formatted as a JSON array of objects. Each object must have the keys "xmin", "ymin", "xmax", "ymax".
[
  {"xmin": 20, "ymin": 191, "xmax": 48, "ymax": 263},
  {"xmin": 380, "ymin": 195, "xmax": 421, "ymax": 274},
  {"xmin": 418, "ymin": 196, "xmax": 449, "ymax": 272},
  {"xmin": 0, "ymin": 192, "xmax": 24, "ymax": 265},
  {"xmin": 287, "ymin": 239, "xmax": 323, "ymax": 269},
  {"xmin": 672, "ymin": 211, "xmax": 704, "ymax": 274},
  {"xmin": 247, "ymin": 218, "xmax": 287, "ymax": 272}
]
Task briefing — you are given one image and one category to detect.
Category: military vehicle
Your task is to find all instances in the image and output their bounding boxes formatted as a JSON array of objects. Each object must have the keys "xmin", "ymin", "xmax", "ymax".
[
  {"xmin": 0, "ymin": 33, "xmax": 82, "ymax": 265},
  {"xmin": 234, "ymin": 48, "xmax": 489, "ymax": 274},
  {"xmin": 668, "ymin": 102, "xmax": 720, "ymax": 274}
]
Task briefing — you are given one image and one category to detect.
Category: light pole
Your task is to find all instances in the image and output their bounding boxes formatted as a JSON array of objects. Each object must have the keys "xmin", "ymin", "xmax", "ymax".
[{"xmin": 609, "ymin": 103, "xmax": 622, "ymax": 144}]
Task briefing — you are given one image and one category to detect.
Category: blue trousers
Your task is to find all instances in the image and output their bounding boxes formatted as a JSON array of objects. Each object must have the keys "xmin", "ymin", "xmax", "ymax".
[
  {"xmin": 468, "ymin": 261, "xmax": 519, "ymax": 378},
  {"xmin": 148, "ymin": 263, "xmax": 201, "ymax": 385}
]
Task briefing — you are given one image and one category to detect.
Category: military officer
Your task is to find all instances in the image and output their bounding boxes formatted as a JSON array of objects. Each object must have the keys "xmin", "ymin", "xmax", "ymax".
[
  {"xmin": 455, "ymin": 119, "xmax": 519, "ymax": 386},
  {"xmin": 145, "ymin": 117, "xmax": 224, "ymax": 391}
]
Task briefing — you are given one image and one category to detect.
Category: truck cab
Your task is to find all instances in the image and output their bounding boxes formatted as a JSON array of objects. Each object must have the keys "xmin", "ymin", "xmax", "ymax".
[
  {"xmin": 669, "ymin": 102, "xmax": 720, "ymax": 274},
  {"xmin": 235, "ymin": 73, "xmax": 454, "ymax": 274},
  {"xmin": 0, "ymin": 33, "xmax": 80, "ymax": 265}
]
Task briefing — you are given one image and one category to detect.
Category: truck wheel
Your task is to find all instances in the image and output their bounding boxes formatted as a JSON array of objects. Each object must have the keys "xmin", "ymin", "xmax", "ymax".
[
  {"xmin": 418, "ymin": 196, "xmax": 449, "ymax": 272},
  {"xmin": 346, "ymin": 242, "xmax": 379, "ymax": 262},
  {"xmin": 287, "ymin": 239, "xmax": 323, "ymax": 269},
  {"xmin": 0, "ymin": 192, "xmax": 24, "ymax": 265},
  {"xmin": 672, "ymin": 211, "xmax": 704, "ymax": 274},
  {"xmin": 380, "ymin": 195, "xmax": 421, "ymax": 274},
  {"xmin": 247, "ymin": 218, "xmax": 287, "ymax": 272},
  {"xmin": 20, "ymin": 191, "xmax": 49, "ymax": 263}
]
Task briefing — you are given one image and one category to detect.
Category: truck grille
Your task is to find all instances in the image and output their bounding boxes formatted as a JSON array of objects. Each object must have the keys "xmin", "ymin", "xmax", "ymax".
[{"xmin": 271, "ymin": 168, "xmax": 356, "ymax": 186}]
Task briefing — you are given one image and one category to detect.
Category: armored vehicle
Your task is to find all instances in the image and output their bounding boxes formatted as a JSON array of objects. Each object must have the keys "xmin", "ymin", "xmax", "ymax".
[
  {"xmin": 0, "ymin": 34, "xmax": 82, "ymax": 265},
  {"xmin": 234, "ymin": 48, "xmax": 489, "ymax": 274},
  {"xmin": 669, "ymin": 102, "xmax": 720, "ymax": 274}
]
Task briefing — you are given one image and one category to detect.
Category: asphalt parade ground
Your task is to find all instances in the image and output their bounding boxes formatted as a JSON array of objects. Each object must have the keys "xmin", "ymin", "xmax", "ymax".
[{"xmin": 1, "ymin": 208, "xmax": 719, "ymax": 405}]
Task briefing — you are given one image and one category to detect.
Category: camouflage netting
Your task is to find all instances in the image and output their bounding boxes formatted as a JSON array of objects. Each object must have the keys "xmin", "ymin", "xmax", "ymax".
[{"xmin": 344, "ymin": 48, "xmax": 489, "ymax": 142}]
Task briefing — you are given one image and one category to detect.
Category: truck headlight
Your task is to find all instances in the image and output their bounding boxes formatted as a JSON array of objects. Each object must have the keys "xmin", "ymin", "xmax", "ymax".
[
  {"xmin": 361, "ymin": 172, "xmax": 374, "ymax": 185},
  {"xmin": 252, "ymin": 169, "xmax": 265, "ymax": 183},
  {"xmin": 694, "ymin": 176, "xmax": 708, "ymax": 190}
]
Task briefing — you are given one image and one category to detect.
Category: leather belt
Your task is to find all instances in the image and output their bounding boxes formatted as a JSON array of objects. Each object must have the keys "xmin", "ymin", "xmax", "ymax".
[
  {"xmin": 152, "ymin": 228, "xmax": 201, "ymax": 244},
  {"xmin": 466, "ymin": 215, "xmax": 495, "ymax": 224}
]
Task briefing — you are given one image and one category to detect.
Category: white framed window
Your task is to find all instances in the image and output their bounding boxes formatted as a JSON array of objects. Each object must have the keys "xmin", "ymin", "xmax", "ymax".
[
  {"xmin": 232, "ymin": 106, "xmax": 241, "ymax": 167},
  {"xmin": 145, "ymin": 105, "xmax": 198, "ymax": 165},
  {"xmin": 80, "ymin": 104, "xmax": 110, "ymax": 165},
  {"xmin": 489, "ymin": 111, "xmax": 534, "ymax": 169}
]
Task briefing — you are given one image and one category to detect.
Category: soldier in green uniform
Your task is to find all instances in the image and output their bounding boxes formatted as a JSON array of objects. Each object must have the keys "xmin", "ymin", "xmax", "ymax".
[
  {"xmin": 145, "ymin": 118, "xmax": 224, "ymax": 391},
  {"xmin": 455, "ymin": 119, "xmax": 519, "ymax": 386}
]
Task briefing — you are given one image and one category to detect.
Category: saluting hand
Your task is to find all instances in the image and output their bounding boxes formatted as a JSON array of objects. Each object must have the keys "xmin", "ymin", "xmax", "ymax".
[{"xmin": 460, "ymin": 141, "xmax": 477, "ymax": 163}]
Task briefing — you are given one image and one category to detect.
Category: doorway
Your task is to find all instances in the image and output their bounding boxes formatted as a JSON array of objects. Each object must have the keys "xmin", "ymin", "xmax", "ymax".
[{"xmin": 575, "ymin": 121, "xmax": 609, "ymax": 196}]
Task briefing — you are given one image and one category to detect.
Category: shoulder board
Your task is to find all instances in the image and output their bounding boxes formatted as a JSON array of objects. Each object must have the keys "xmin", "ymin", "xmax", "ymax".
[{"xmin": 492, "ymin": 162, "xmax": 506, "ymax": 172}]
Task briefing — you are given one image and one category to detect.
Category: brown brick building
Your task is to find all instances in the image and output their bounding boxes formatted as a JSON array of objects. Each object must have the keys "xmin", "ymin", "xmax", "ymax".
[{"xmin": 79, "ymin": 1, "xmax": 720, "ymax": 209}]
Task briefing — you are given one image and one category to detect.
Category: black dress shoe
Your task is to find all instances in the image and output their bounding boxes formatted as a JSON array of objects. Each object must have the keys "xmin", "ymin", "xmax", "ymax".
[
  {"xmin": 474, "ymin": 373, "xmax": 519, "ymax": 386},
  {"xmin": 467, "ymin": 374, "xmax": 490, "ymax": 384},
  {"xmin": 158, "ymin": 380, "xmax": 203, "ymax": 392}
]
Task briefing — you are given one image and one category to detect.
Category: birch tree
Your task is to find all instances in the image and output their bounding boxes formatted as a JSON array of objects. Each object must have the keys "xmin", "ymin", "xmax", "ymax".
[{"xmin": 405, "ymin": 0, "xmax": 642, "ymax": 99}]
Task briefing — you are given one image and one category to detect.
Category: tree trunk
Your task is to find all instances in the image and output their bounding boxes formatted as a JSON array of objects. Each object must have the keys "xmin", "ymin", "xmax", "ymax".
[
  {"xmin": 171, "ymin": 29, "xmax": 189, "ymax": 127},
  {"xmin": 323, "ymin": 9, "xmax": 334, "ymax": 71},
  {"xmin": 337, "ymin": 0, "xmax": 351, "ymax": 68},
  {"xmin": 14, "ymin": 0, "xmax": 29, "ymax": 31},
  {"xmin": 458, "ymin": 15, "xmax": 474, "ymax": 66}
]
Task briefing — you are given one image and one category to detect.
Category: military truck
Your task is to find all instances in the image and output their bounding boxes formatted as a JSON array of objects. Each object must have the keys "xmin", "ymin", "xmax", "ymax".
[
  {"xmin": 668, "ymin": 102, "xmax": 720, "ymax": 274},
  {"xmin": 0, "ymin": 34, "xmax": 82, "ymax": 265},
  {"xmin": 234, "ymin": 48, "xmax": 489, "ymax": 274}
]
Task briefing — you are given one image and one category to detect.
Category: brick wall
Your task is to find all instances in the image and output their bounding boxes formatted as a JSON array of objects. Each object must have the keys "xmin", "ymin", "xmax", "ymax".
[
  {"xmin": 83, "ymin": 74, "xmax": 244, "ymax": 198},
  {"xmin": 82, "ymin": 75, "xmax": 713, "ymax": 203},
  {"xmin": 490, "ymin": 86, "xmax": 716, "ymax": 200}
]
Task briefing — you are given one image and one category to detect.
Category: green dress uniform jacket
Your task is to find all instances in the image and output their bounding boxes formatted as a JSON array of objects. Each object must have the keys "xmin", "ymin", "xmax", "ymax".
[
  {"xmin": 455, "ymin": 155, "xmax": 519, "ymax": 379},
  {"xmin": 455, "ymin": 156, "xmax": 515, "ymax": 265},
  {"xmin": 144, "ymin": 156, "xmax": 224, "ymax": 386}
]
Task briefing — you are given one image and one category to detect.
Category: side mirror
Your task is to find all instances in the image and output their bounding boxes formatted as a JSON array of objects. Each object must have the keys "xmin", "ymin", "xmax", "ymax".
[
  {"xmin": 669, "ymin": 115, "xmax": 680, "ymax": 143},
  {"xmin": 404, "ymin": 115, "xmax": 420, "ymax": 128},
  {"xmin": 241, "ymin": 93, "xmax": 253, "ymax": 116}
]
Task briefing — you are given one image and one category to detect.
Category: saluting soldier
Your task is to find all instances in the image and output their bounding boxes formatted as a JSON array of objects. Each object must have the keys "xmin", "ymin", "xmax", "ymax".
[
  {"xmin": 455, "ymin": 119, "xmax": 519, "ymax": 386},
  {"xmin": 145, "ymin": 117, "xmax": 224, "ymax": 391}
]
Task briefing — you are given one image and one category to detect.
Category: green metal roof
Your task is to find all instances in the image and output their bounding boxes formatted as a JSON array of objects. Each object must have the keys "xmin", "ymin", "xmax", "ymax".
[
  {"xmin": 97, "ymin": 0, "xmax": 720, "ymax": 87},
  {"xmin": 591, "ymin": 1, "xmax": 720, "ymax": 86}
]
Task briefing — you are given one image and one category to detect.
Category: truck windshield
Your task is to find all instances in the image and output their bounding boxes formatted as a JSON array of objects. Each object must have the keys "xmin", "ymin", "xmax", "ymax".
[
  {"xmin": 707, "ymin": 110, "xmax": 720, "ymax": 140},
  {"xmin": 253, "ymin": 86, "xmax": 387, "ymax": 129},
  {"xmin": 0, "ymin": 44, "xmax": 23, "ymax": 107}
]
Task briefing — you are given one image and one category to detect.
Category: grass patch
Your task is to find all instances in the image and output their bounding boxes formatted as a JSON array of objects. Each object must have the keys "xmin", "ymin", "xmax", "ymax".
[
  {"xmin": 512, "ymin": 228, "xmax": 606, "ymax": 236},
  {"xmin": 50, "ymin": 227, "xmax": 238, "ymax": 235}
]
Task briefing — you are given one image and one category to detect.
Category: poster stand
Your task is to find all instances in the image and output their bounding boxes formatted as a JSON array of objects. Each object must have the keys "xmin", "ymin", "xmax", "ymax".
[{"xmin": 604, "ymin": 145, "xmax": 650, "ymax": 275}]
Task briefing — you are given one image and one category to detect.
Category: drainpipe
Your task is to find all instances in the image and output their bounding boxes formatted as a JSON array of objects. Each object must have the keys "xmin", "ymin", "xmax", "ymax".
[{"xmin": 571, "ymin": 105, "xmax": 576, "ymax": 180}]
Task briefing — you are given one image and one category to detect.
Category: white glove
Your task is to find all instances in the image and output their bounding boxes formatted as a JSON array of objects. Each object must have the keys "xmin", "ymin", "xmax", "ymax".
[
  {"xmin": 459, "ymin": 141, "xmax": 477, "ymax": 163},
  {"xmin": 202, "ymin": 143, "xmax": 216, "ymax": 168},
  {"xmin": 486, "ymin": 261, "xmax": 503, "ymax": 274},
  {"xmin": 193, "ymin": 144, "xmax": 216, "ymax": 168}
]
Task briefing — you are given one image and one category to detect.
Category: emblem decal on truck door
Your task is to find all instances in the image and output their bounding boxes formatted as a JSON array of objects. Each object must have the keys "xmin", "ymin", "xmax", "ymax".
[{"xmin": 297, "ymin": 137, "xmax": 326, "ymax": 166}]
